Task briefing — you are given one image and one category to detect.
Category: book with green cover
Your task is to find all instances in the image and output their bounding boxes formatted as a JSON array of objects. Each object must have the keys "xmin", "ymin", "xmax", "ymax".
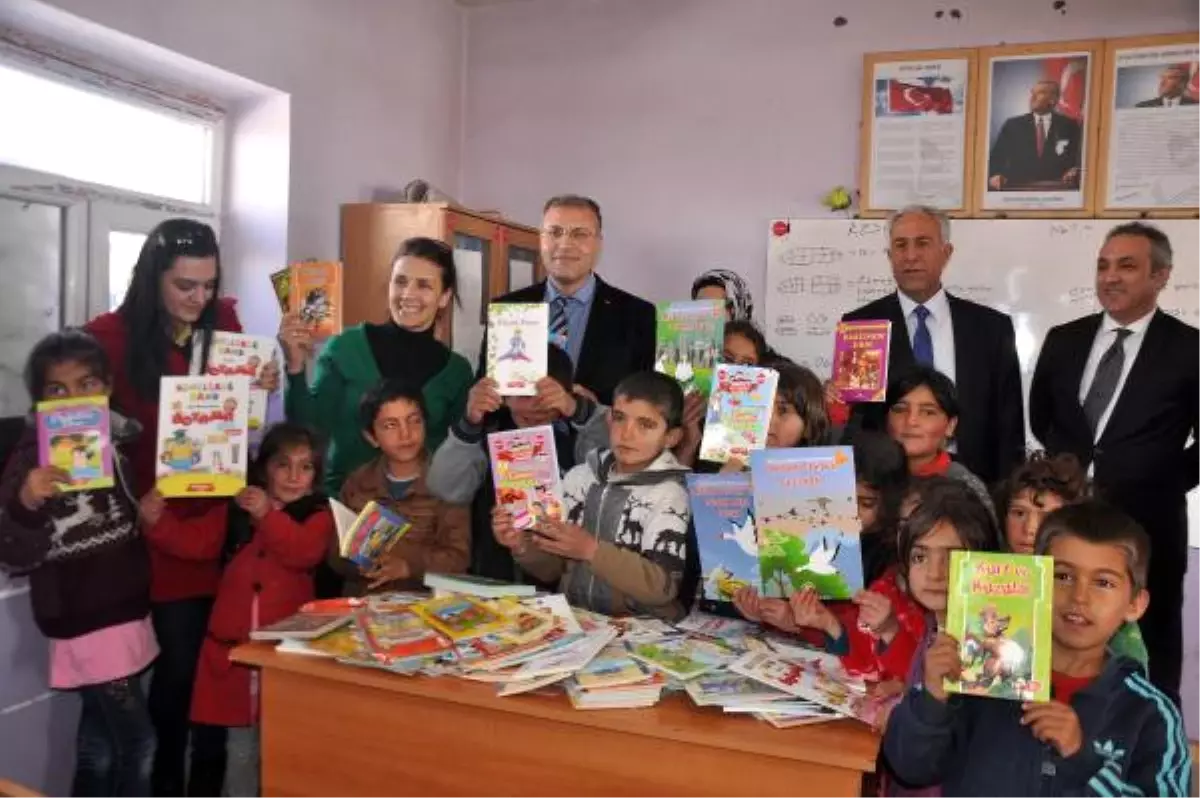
[
  {"xmin": 945, "ymin": 551, "xmax": 1053, "ymax": 703},
  {"xmin": 654, "ymin": 300, "xmax": 724, "ymax": 396}
]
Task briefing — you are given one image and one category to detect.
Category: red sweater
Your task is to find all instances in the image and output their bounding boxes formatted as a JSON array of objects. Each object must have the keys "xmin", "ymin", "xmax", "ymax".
[
  {"xmin": 86, "ymin": 299, "xmax": 243, "ymax": 602},
  {"xmin": 837, "ymin": 568, "xmax": 927, "ymax": 682}
]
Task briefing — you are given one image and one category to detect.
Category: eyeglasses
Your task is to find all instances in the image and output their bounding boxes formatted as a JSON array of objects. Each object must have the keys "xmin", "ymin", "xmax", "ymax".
[{"xmin": 540, "ymin": 226, "xmax": 597, "ymax": 243}]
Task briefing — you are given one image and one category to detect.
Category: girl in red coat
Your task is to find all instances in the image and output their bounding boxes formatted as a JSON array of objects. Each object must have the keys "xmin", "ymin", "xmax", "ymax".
[{"xmin": 141, "ymin": 423, "xmax": 331, "ymax": 796}]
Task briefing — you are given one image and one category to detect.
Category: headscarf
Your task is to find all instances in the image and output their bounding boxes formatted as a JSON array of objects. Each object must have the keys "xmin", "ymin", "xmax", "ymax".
[{"xmin": 690, "ymin": 269, "xmax": 754, "ymax": 322}]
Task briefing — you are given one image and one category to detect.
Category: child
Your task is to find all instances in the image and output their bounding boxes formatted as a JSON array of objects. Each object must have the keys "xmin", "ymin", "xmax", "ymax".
[
  {"xmin": 427, "ymin": 344, "xmax": 607, "ymax": 581},
  {"xmin": 0, "ymin": 329, "xmax": 156, "ymax": 797},
  {"xmin": 765, "ymin": 357, "xmax": 832, "ymax": 448},
  {"xmin": 338, "ymin": 379, "xmax": 470, "ymax": 594},
  {"xmin": 492, "ymin": 371, "xmax": 692, "ymax": 620},
  {"xmin": 141, "ymin": 423, "xmax": 332, "ymax": 797},
  {"xmin": 884, "ymin": 501, "xmax": 1193, "ymax": 796}
]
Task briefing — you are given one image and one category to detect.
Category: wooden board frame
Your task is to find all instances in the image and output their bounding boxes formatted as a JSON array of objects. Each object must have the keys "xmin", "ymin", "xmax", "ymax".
[
  {"xmin": 859, "ymin": 48, "xmax": 979, "ymax": 218},
  {"xmin": 974, "ymin": 39, "xmax": 1105, "ymax": 218},
  {"xmin": 1095, "ymin": 31, "xmax": 1200, "ymax": 219}
]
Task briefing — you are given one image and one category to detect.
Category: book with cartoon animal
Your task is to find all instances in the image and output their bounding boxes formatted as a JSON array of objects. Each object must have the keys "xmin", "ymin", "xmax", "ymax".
[
  {"xmin": 155, "ymin": 376, "xmax": 250, "ymax": 498},
  {"xmin": 288, "ymin": 261, "xmax": 343, "ymax": 338},
  {"xmin": 625, "ymin": 636, "xmax": 736, "ymax": 681},
  {"xmin": 487, "ymin": 426, "xmax": 563, "ymax": 530},
  {"xmin": 329, "ymin": 498, "xmax": 410, "ymax": 569},
  {"xmin": 355, "ymin": 609, "xmax": 455, "ymax": 665},
  {"xmin": 749, "ymin": 446, "xmax": 863, "ymax": 600},
  {"xmin": 486, "ymin": 303, "xmax": 549, "ymax": 397},
  {"xmin": 190, "ymin": 331, "xmax": 278, "ymax": 430},
  {"xmin": 698, "ymin": 364, "xmax": 779, "ymax": 464},
  {"xmin": 411, "ymin": 594, "xmax": 512, "ymax": 642},
  {"xmin": 654, "ymin": 300, "xmax": 725, "ymax": 396},
  {"xmin": 831, "ymin": 320, "xmax": 891, "ymax": 403},
  {"xmin": 686, "ymin": 473, "xmax": 761, "ymax": 610},
  {"xmin": 945, "ymin": 551, "xmax": 1053, "ymax": 703},
  {"xmin": 36, "ymin": 396, "xmax": 113, "ymax": 492}
]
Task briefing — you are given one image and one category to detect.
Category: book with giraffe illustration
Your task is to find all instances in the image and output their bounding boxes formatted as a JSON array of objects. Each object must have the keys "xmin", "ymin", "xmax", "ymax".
[
  {"xmin": 749, "ymin": 446, "xmax": 863, "ymax": 600},
  {"xmin": 687, "ymin": 473, "xmax": 760, "ymax": 611}
]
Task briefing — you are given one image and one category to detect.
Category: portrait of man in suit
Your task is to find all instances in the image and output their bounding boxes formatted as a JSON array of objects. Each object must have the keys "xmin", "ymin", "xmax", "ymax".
[
  {"xmin": 988, "ymin": 78, "xmax": 1083, "ymax": 191},
  {"xmin": 1134, "ymin": 63, "xmax": 1198, "ymax": 108},
  {"xmin": 1031, "ymin": 222, "xmax": 1198, "ymax": 705}
]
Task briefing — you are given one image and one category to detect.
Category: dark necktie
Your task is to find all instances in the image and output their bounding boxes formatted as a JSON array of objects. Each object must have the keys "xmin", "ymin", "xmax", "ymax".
[
  {"xmin": 1082, "ymin": 328, "xmax": 1132, "ymax": 436},
  {"xmin": 1036, "ymin": 116, "xmax": 1046, "ymax": 158},
  {"xmin": 549, "ymin": 295, "xmax": 570, "ymax": 349},
  {"xmin": 912, "ymin": 305, "xmax": 934, "ymax": 367}
]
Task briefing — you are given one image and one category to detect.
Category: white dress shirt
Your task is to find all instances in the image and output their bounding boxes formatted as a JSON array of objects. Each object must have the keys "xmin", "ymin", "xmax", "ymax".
[
  {"xmin": 898, "ymin": 288, "xmax": 957, "ymax": 384},
  {"xmin": 1034, "ymin": 112, "xmax": 1051, "ymax": 142},
  {"xmin": 1077, "ymin": 308, "xmax": 1155, "ymax": 442}
]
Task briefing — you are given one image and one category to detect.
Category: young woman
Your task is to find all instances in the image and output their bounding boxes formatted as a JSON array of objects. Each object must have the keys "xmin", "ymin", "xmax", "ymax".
[
  {"xmin": 283, "ymin": 237, "xmax": 473, "ymax": 497},
  {"xmin": 691, "ymin": 268, "xmax": 755, "ymax": 323}
]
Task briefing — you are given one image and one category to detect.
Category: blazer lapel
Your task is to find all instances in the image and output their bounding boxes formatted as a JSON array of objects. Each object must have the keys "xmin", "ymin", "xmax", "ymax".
[
  {"xmin": 1099, "ymin": 311, "xmax": 1166, "ymax": 444},
  {"xmin": 883, "ymin": 293, "xmax": 915, "ymax": 372}
]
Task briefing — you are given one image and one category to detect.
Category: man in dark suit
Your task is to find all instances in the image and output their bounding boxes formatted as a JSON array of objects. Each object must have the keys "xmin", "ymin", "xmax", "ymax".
[
  {"xmin": 481, "ymin": 194, "xmax": 655, "ymax": 405},
  {"xmin": 1135, "ymin": 64, "xmax": 1198, "ymax": 108},
  {"xmin": 842, "ymin": 206, "xmax": 1025, "ymax": 486},
  {"xmin": 1030, "ymin": 222, "xmax": 1198, "ymax": 704},
  {"xmin": 988, "ymin": 79, "xmax": 1083, "ymax": 190}
]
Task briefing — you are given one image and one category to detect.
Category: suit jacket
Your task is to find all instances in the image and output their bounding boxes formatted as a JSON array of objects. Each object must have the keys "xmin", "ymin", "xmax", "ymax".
[
  {"xmin": 842, "ymin": 292, "xmax": 1025, "ymax": 486},
  {"xmin": 1029, "ymin": 311, "xmax": 1198, "ymax": 541},
  {"xmin": 988, "ymin": 111, "xmax": 1082, "ymax": 187},
  {"xmin": 481, "ymin": 275, "xmax": 656, "ymax": 406},
  {"xmin": 1135, "ymin": 95, "xmax": 1198, "ymax": 108}
]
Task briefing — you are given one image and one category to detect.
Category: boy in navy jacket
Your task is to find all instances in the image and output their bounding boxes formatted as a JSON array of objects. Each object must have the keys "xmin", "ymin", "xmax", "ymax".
[{"xmin": 883, "ymin": 501, "xmax": 1193, "ymax": 796}]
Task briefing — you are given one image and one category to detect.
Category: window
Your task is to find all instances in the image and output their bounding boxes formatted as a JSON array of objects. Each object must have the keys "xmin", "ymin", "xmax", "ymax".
[{"xmin": 0, "ymin": 63, "xmax": 216, "ymax": 204}]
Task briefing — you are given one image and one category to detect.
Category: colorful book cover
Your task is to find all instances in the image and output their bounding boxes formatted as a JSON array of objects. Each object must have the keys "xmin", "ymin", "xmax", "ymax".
[
  {"xmin": 487, "ymin": 426, "xmax": 562, "ymax": 530},
  {"xmin": 424, "ymin": 572, "xmax": 537, "ymax": 599},
  {"xmin": 355, "ymin": 610, "xmax": 455, "ymax": 665},
  {"xmin": 750, "ymin": 446, "xmax": 864, "ymax": 600},
  {"xmin": 155, "ymin": 376, "xmax": 250, "ymax": 498},
  {"xmin": 511, "ymin": 626, "xmax": 617, "ymax": 679},
  {"xmin": 684, "ymin": 672, "xmax": 790, "ymax": 707},
  {"xmin": 36, "ymin": 396, "xmax": 113, "ymax": 492},
  {"xmin": 625, "ymin": 636, "xmax": 735, "ymax": 681},
  {"xmin": 190, "ymin": 331, "xmax": 278, "ymax": 430},
  {"xmin": 831, "ymin": 320, "xmax": 892, "ymax": 403},
  {"xmin": 654, "ymin": 300, "xmax": 725, "ymax": 396},
  {"xmin": 269, "ymin": 267, "xmax": 292, "ymax": 313},
  {"xmin": 289, "ymin": 261, "xmax": 342, "ymax": 338},
  {"xmin": 250, "ymin": 612, "xmax": 352, "ymax": 642},
  {"xmin": 486, "ymin": 303, "xmax": 549, "ymax": 397},
  {"xmin": 687, "ymin": 473, "xmax": 760, "ymax": 606},
  {"xmin": 573, "ymin": 646, "xmax": 653, "ymax": 691},
  {"xmin": 945, "ymin": 551, "xmax": 1053, "ymax": 703},
  {"xmin": 411, "ymin": 595, "xmax": 511, "ymax": 642},
  {"xmin": 698, "ymin": 364, "xmax": 779, "ymax": 464},
  {"xmin": 457, "ymin": 623, "xmax": 581, "ymax": 672},
  {"xmin": 329, "ymin": 499, "xmax": 411, "ymax": 568}
]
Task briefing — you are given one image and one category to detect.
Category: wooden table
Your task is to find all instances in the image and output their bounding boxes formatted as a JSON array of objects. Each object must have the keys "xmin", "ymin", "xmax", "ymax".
[{"xmin": 233, "ymin": 643, "xmax": 881, "ymax": 796}]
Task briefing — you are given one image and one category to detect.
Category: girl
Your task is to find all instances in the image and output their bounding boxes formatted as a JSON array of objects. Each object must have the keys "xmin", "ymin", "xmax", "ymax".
[
  {"xmin": 721, "ymin": 320, "xmax": 769, "ymax": 367},
  {"xmin": 766, "ymin": 358, "xmax": 832, "ymax": 448},
  {"xmin": 0, "ymin": 330, "xmax": 155, "ymax": 797},
  {"xmin": 141, "ymin": 424, "xmax": 333, "ymax": 796},
  {"xmin": 691, "ymin": 268, "xmax": 755, "ymax": 323}
]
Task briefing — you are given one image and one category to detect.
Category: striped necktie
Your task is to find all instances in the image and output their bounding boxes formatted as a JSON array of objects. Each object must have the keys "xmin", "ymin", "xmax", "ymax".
[{"xmin": 549, "ymin": 295, "xmax": 570, "ymax": 349}]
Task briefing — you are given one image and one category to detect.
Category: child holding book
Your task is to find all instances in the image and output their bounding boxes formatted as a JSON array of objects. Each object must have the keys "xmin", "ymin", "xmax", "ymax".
[
  {"xmin": 884, "ymin": 502, "xmax": 1193, "ymax": 796},
  {"xmin": 337, "ymin": 379, "xmax": 470, "ymax": 594},
  {"xmin": 427, "ymin": 344, "xmax": 607, "ymax": 581},
  {"xmin": 492, "ymin": 371, "xmax": 693, "ymax": 620},
  {"xmin": 0, "ymin": 329, "xmax": 156, "ymax": 797},
  {"xmin": 141, "ymin": 423, "xmax": 332, "ymax": 796}
]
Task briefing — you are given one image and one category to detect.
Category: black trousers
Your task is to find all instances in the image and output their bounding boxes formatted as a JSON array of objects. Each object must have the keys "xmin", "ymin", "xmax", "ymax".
[{"xmin": 148, "ymin": 597, "xmax": 213, "ymax": 796}]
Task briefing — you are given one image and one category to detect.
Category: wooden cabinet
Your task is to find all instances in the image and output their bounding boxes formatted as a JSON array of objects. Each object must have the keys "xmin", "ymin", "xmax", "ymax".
[{"xmin": 340, "ymin": 202, "xmax": 544, "ymax": 364}]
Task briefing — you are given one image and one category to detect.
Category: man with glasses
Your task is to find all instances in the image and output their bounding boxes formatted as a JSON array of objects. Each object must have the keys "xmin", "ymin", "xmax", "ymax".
[{"xmin": 484, "ymin": 194, "xmax": 655, "ymax": 406}]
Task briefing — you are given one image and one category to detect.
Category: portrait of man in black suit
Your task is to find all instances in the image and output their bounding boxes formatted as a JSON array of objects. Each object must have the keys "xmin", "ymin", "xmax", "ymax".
[
  {"xmin": 1030, "ymin": 222, "xmax": 1198, "ymax": 704},
  {"xmin": 1134, "ymin": 64, "xmax": 1198, "ymax": 108},
  {"xmin": 988, "ymin": 78, "xmax": 1083, "ymax": 191}
]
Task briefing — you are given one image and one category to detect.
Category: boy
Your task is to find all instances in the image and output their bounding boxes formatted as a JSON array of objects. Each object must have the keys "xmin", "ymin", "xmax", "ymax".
[
  {"xmin": 883, "ymin": 501, "xmax": 1193, "ymax": 796},
  {"xmin": 334, "ymin": 379, "xmax": 470, "ymax": 595},
  {"xmin": 492, "ymin": 371, "xmax": 693, "ymax": 620},
  {"xmin": 428, "ymin": 344, "xmax": 608, "ymax": 581}
]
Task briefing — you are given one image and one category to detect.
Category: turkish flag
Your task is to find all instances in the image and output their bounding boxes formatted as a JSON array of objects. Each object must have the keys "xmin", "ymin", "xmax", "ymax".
[
  {"xmin": 1186, "ymin": 61, "xmax": 1199, "ymax": 102},
  {"xmin": 1042, "ymin": 57, "xmax": 1086, "ymax": 120},
  {"xmin": 887, "ymin": 80, "xmax": 954, "ymax": 114}
]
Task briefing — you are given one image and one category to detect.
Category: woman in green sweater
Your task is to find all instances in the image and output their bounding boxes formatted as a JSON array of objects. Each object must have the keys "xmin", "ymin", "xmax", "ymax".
[{"xmin": 280, "ymin": 237, "xmax": 473, "ymax": 495}]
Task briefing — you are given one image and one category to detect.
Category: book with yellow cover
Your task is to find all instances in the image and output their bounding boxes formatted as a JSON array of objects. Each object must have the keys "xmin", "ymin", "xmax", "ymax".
[
  {"xmin": 155, "ymin": 376, "xmax": 250, "ymax": 498},
  {"xmin": 411, "ymin": 595, "xmax": 511, "ymax": 642},
  {"xmin": 289, "ymin": 261, "xmax": 343, "ymax": 338}
]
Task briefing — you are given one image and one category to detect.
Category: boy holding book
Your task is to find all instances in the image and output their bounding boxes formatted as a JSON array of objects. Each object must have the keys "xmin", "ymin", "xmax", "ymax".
[
  {"xmin": 883, "ymin": 501, "xmax": 1192, "ymax": 796},
  {"xmin": 492, "ymin": 371, "xmax": 693, "ymax": 621}
]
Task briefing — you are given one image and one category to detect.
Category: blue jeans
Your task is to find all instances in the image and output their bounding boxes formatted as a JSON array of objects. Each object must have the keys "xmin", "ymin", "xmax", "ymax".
[{"xmin": 72, "ymin": 675, "xmax": 156, "ymax": 797}]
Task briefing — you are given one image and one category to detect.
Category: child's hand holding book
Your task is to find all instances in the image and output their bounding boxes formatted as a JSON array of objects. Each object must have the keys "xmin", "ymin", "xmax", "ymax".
[
  {"xmin": 923, "ymin": 632, "xmax": 964, "ymax": 702},
  {"xmin": 531, "ymin": 519, "xmax": 598, "ymax": 562},
  {"xmin": 788, "ymin": 586, "xmax": 840, "ymax": 637},
  {"xmin": 491, "ymin": 507, "xmax": 528, "ymax": 554},
  {"xmin": 19, "ymin": 466, "xmax": 70, "ymax": 510},
  {"xmin": 853, "ymin": 589, "xmax": 900, "ymax": 642},
  {"xmin": 364, "ymin": 553, "xmax": 411, "ymax": 590}
]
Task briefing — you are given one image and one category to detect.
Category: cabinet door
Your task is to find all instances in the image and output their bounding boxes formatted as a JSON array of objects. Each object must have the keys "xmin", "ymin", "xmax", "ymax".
[
  {"xmin": 443, "ymin": 211, "xmax": 497, "ymax": 368},
  {"xmin": 503, "ymin": 225, "xmax": 543, "ymax": 293}
]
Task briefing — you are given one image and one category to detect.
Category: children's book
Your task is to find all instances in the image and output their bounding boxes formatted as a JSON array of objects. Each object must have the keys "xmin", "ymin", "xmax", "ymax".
[
  {"xmin": 250, "ymin": 612, "xmax": 352, "ymax": 642},
  {"xmin": 750, "ymin": 446, "xmax": 864, "ymax": 600},
  {"xmin": 573, "ymin": 646, "xmax": 653, "ymax": 691},
  {"xmin": 36, "ymin": 396, "xmax": 113, "ymax": 492},
  {"xmin": 625, "ymin": 636, "xmax": 735, "ymax": 681},
  {"xmin": 155, "ymin": 376, "xmax": 250, "ymax": 497},
  {"xmin": 674, "ymin": 611, "xmax": 755, "ymax": 641},
  {"xmin": 496, "ymin": 671, "xmax": 571, "ymax": 698},
  {"xmin": 457, "ymin": 623, "xmax": 581, "ymax": 672},
  {"xmin": 289, "ymin": 261, "xmax": 343, "ymax": 338},
  {"xmin": 488, "ymin": 599, "xmax": 556, "ymax": 645},
  {"xmin": 329, "ymin": 499, "xmax": 411, "ymax": 568},
  {"xmin": 945, "ymin": 551, "xmax": 1053, "ymax": 703},
  {"xmin": 511, "ymin": 626, "xmax": 617, "ymax": 680},
  {"xmin": 654, "ymin": 300, "xmax": 725, "ymax": 396},
  {"xmin": 423, "ymin": 572, "xmax": 537, "ymax": 599},
  {"xmin": 411, "ymin": 595, "xmax": 511, "ymax": 642},
  {"xmin": 731, "ymin": 652, "xmax": 902, "ymax": 726},
  {"xmin": 355, "ymin": 610, "xmax": 455, "ymax": 665},
  {"xmin": 487, "ymin": 426, "xmax": 563, "ymax": 530},
  {"xmin": 754, "ymin": 706, "xmax": 841, "ymax": 729},
  {"xmin": 687, "ymin": 473, "xmax": 760, "ymax": 609},
  {"xmin": 190, "ymin": 331, "xmax": 278, "ymax": 430},
  {"xmin": 269, "ymin": 267, "xmax": 292, "ymax": 313},
  {"xmin": 831, "ymin": 320, "xmax": 892, "ymax": 403},
  {"xmin": 486, "ymin": 303, "xmax": 549, "ymax": 397},
  {"xmin": 275, "ymin": 625, "xmax": 363, "ymax": 659},
  {"xmin": 698, "ymin": 364, "xmax": 779, "ymax": 464},
  {"xmin": 684, "ymin": 672, "xmax": 790, "ymax": 707}
]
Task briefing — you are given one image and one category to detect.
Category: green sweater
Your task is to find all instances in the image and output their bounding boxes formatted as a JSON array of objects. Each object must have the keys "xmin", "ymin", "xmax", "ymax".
[{"xmin": 285, "ymin": 324, "xmax": 473, "ymax": 495}]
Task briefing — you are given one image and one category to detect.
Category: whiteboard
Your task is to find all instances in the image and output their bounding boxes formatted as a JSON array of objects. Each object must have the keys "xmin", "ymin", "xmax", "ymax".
[{"xmin": 763, "ymin": 218, "xmax": 1200, "ymax": 545}]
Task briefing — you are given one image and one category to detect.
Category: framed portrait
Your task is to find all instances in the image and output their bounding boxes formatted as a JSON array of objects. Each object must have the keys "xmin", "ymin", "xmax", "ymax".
[
  {"xmin": 1096, "ymin": 32, "xmax": 1199, "ymax": 217},
  {"xmin": 975, "ymin": 40, "xmax": 1103, "ymax": 217},
  {"xmin": 858, "ymin": 49, "xmax": 978, "ymax": 217}
]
